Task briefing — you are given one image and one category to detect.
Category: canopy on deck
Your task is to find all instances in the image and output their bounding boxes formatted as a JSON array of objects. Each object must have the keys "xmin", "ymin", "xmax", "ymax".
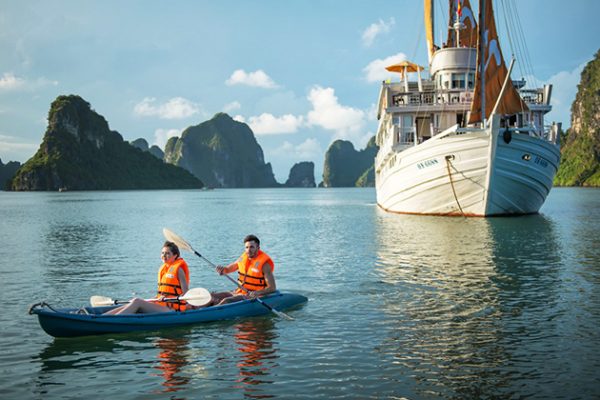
[
  {"xmin": 385, "ymin": 61, "xmax": 424, "ymax": 78},
  {"xmin": 385, "ymin": 61, "xmax": 425, "ymax": 92}
]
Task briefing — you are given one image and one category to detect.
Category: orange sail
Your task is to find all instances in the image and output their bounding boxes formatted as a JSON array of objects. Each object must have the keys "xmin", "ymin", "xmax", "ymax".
[
  {"xmin": 468, "ymin": 0, "xmax": 528, "ymax": 124},
  {"xmin": 424, "ymin": 0, "xmax": 435, "ymax": 62},
  {"xmin": 446, "ymin": 0, "xmax": 477, "ymax": 48}
]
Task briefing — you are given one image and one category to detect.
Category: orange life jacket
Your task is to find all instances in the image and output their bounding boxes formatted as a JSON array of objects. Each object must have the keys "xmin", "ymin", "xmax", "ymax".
[
  {"xmin": 235, "ymin": 250, "xmax": 274, "ymax": 294},
  {"xmin": 156, "ymin": 258, "xmax": 190, "ymax": 311}
]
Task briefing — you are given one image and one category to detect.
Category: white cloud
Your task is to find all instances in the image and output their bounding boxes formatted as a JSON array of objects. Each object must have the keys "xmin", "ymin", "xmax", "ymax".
[
  {"xmin": 0, "ymin": 73, "xmax": 25, "ymax": 90},
  {"xmin": 133, "ymin": 97, "xmax": 201, "ymax": 119},
  {"xmin": 366, "ymin": 102, "xmax": 379, "ymax": 121},
  {"xmin": 0, "ymin": 72, "xmax": 57, "ymax": 91},
  {"xmin": 307, "ymin": 86, "xmax": 366, "ymax": 138},
  {"xmin": 361, "ymin": 18, "xmax": 395, "ymax": 47},
  {"xmin": 153, "ymin": 128, "xmax": 181, "ymax": 149},
  {"xmin": 223, "ymin": 101, "xmax": 241, "ymax": 113},
  {"xmin": 295, "ymin": 138, "xmax": 322, "ymax": 158},
  {"xmin": 246, "ymin": 113, "xmax": 304, "ymax": 135},
  {"xmin": 363, "ymin": 52, "xmax": 408, "ymax": 83},
  {"xmin": 543, "ymin": 62, "xmax": 586, "ymax": 128},
  {"xmin": 0, "ymin": 134, "xmax": 38, "ymax": 162},
  {"xmin": 225, "ymin": 69, "xmax": 278, "ymax": 88},
  {"xmin": 275, "ymin": 138, "xmax": 322, "ymax": 159}
]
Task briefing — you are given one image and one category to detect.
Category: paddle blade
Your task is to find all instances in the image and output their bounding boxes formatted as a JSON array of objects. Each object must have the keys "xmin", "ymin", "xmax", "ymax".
[
  {"xmin": 163, "ymin": 228, "xmax": 193, "ymax": 252},
  {"xmin": 272, "ymin": 308, "xmax": 294, "ymax": 321},
  {"xmin": 90, "ymin": 295, "xmax": 115, "ymax": 307},
  {"xmin": 180, "ymin": 287, "xmax": 212, "ymax": 306}
]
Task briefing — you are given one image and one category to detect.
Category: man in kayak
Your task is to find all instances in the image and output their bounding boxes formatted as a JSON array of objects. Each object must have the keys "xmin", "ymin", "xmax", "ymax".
[
  {"xmin": 211, "ymin": 234, "xmax": 276, "ymax": 305},
  {"xmin": 104, "ymin": 241, "xmax": 190, "ymax": 314}
]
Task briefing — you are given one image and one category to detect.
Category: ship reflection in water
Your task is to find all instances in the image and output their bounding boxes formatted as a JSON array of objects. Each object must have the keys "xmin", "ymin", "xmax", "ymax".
[{"xmin": 373, "ymin": 209, "xmax": 567, "ymax": 398}]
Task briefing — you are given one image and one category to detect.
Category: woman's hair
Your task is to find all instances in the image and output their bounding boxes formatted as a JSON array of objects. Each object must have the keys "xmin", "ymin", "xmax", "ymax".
[{"xmin": 163, "ymin": 241, "xmax": 180, "ymax": 258}]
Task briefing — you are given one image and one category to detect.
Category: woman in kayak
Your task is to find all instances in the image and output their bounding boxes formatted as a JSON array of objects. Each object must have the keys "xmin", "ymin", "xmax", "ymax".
[
  {"xmin": 104, "ymin": 241, "xmax": 190, "ymax": 315},
  {"xmin": 210, "ymin": 234, "xmax": 276, "ymax": 305}
]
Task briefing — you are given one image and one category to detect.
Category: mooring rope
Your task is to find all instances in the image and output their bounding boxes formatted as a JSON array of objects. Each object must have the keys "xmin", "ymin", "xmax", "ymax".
[{"xmin": 445, "ymin": 155, "xmax": 466, "ymax": 218}]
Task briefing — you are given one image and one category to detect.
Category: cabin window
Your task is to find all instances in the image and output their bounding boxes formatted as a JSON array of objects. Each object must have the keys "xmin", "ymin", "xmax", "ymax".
[
  {"xmin": 401, "ymin": 115, "xmax": 414, "ymax": 143},
  {"xmin": 451, "ymin": 73, "xmax": 466, "ymax": 89},
  {"xmin": 467, "ymin": 73, "xmax": 475, "ymax": 89}
]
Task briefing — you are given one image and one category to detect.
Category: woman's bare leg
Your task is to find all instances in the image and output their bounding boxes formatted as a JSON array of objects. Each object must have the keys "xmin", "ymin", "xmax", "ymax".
[{"xmin": 104, "ymin": 298, "xmax": 173, "ymax": 315}]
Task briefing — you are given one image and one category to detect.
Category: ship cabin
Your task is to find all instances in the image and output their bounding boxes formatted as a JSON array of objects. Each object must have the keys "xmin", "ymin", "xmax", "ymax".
[{"xmin": 375, "ymin": 46, "xmax": 555, "ymax": 152}]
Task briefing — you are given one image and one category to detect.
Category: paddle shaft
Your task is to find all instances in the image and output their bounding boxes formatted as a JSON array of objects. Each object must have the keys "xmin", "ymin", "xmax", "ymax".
[
  {"xmin": 114, "ymin": 296, "xmax": 180, "ymax": 305},
  {"xmin": 191, "ymin": 250, "xmax": 293, "ymax": 320}
]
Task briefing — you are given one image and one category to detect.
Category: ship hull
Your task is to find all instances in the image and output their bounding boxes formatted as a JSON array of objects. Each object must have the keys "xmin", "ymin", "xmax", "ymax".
[{"xmin": 375, "ymin": 119, "xmax": 560, "ymax": 217}]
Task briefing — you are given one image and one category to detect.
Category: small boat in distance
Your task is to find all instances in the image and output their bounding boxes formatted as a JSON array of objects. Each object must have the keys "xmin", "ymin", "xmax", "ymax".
[{"xmin": 374, "ymin": 0, "xmax": 561, "ymax": 216}]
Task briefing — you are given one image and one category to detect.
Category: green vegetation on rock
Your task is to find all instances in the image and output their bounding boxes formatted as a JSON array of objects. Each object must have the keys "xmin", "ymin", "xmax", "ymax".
[
  {"xmin": 322, "ymin": 136, "xmax": 378, "ymax": 187},
  {"xmin": 555, "ymin": 49, "xmax": 600, "ymax": 187},
  {"xmin": 163, "ymin": 113, "xmax": 278, "ymax": 188},
  {"xmin": 285, "ymin": 161, "xmax": 316, "ymax": 187},
  {"xmin": 9, "ymin": 95, "xmax": 202, "ymax": 191}
]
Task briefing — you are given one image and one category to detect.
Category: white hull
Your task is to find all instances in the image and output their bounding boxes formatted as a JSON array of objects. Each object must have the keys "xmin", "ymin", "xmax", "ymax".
[{"xmin": 375, "ymin": 117, "xmax": 560, "ymax": 216}]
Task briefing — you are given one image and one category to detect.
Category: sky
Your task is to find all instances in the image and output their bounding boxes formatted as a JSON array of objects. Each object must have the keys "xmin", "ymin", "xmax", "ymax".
[{"xmin": 1, "ymin": 0, "xmax": 598, "ymax": 183}]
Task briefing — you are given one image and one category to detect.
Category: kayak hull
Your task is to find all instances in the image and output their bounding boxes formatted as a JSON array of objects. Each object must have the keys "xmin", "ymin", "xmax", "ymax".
[{"xmin": 30, "ymin": 291, "xmax": 307, "ymax": 338}]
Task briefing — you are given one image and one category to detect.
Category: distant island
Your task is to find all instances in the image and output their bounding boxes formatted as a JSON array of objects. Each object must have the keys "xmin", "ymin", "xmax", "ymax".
[
  {"xmin": 164, "ymin": 113, "xmax": 279, "ymax": 188},
  {"xmin": 0, "ymin": 158, "xmax": 21, "ymax": 190},
  {"xmin": 9, "ymin": 95, "xmax": 202, "ymax": 191},
  {"xmin": 321, "ymin": 137, "xmax": 378, "ymax": 187},
  {"xmin": 285, "ymin": 161, "xmax": 316, "ymax": 188},
  {"xmin": 130, "ymin": 138, "xmax": 164, "ymax": 160}
]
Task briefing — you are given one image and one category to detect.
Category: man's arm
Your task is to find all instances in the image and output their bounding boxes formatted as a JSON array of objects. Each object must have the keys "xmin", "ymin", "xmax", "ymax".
[{"xmin": 216, "ymin": 261, "xmax": 238, "ymax": 275}]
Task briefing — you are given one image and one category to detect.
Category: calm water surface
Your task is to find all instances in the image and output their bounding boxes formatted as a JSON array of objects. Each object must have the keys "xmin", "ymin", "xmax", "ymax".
[{"xmin": 0, "ymin": 188, "xmax": 599, "ymax": 399}]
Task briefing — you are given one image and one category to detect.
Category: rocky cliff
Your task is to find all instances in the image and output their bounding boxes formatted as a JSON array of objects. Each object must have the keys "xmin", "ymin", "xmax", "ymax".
[
  {"xmin": 10, "ymin": 95, "xmax": 202, "ymax": 190},
  {"xmin": 131, "ymin": 138, "xmax": 165, "ymax": 160},
  {"xmin": 164, "ymin": 113, "xmax": 278, "ymax": 188},
  {"xmin": 555, "ymin": 49, "xmax": 600, "ymax": 186},
  {"xmin": 322, "ymin": 136, "xmax": 378, "ymax": 187},
  {"xmin": 285, "ymin": 161, "xmax": 316, "ymax": 187},
  {"xmin": 0, "ymin": 158, "xmax": 21, "ymax": 190}
]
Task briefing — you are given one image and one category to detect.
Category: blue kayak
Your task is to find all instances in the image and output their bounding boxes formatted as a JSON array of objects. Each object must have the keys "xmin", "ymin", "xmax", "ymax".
[{"xmin": 29, "ymin": 291, "xmax": 307, "ymax": 338}]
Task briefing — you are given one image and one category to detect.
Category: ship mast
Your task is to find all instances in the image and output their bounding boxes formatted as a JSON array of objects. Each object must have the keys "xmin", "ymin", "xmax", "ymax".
[
  {"xmin": 478, "ymin": 0, "xmax": 486, "ymax": 127},
  {"xmin": 452, "ymin": 2, "xmax": 466, "ymax": 47},
  {"xmin": 424, "ymin": 0, "xmax": 435, "ymax": 64}
]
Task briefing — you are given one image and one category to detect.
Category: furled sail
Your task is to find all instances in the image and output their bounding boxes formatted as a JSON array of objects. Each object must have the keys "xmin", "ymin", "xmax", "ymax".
[
  {"xmin": 468, "ymin": 0, "xmax": 528, "ymax": 124},
  {"xmin": 424, "ymin": 0, "xmax": 435, "ymax": 63},
  {"xmin": 446, "ymin": 0, "xmax": 477, "ymax": 48}
]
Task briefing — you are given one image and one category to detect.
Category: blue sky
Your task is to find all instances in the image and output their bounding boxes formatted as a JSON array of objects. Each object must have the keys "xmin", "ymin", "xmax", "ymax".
[{"xmin": 1, "ymin": 0, "xmax": 598, "ymax": 182}]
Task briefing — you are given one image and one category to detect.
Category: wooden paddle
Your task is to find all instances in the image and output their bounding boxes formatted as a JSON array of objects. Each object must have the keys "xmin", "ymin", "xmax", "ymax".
[
  {"xmin": 90, "ymin": 287, "xmax": 212, "ymax": 307},
  {"xmin": 162, "ymin": 228, "xmax": 294, "ymax": 320}
]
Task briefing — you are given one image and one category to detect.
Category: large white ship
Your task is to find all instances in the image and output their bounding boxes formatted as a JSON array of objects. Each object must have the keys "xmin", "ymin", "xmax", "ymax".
[{"xmin": 375, "ymin": 0, "xmax": 561, "ymax": 216}]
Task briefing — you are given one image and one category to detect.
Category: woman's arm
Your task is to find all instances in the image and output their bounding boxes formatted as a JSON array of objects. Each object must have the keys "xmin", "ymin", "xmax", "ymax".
[{"xmin": 178, "ymin": 267, "xmax": 189, "ymax": 294}]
